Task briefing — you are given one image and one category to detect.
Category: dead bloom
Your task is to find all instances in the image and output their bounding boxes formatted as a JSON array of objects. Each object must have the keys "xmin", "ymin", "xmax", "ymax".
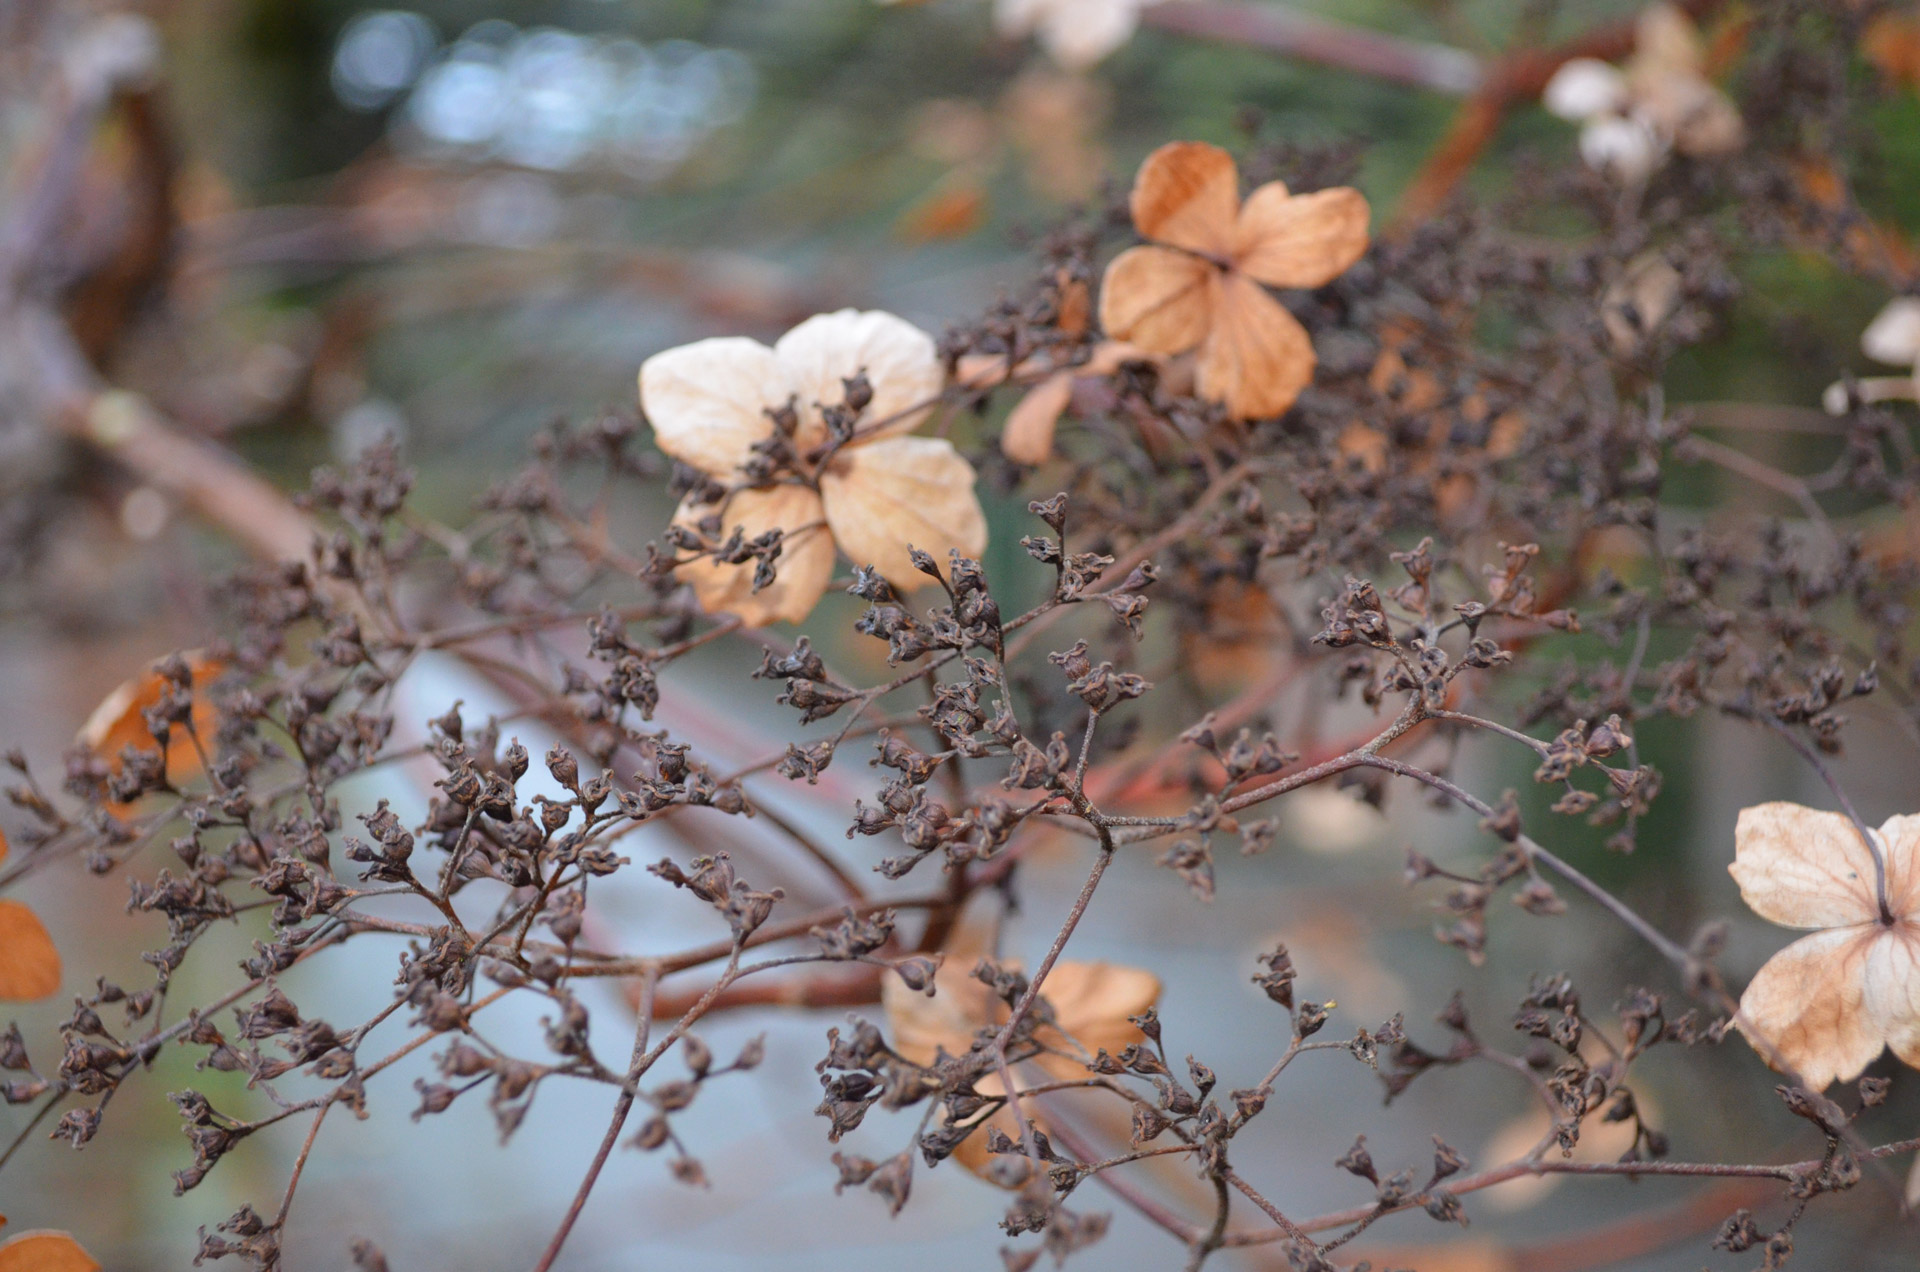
[
  {"xmin": 0, "ymin": 830, "xmax": 60, "ymax": 1002},
  {"xmin": 0, "ymin": 1228, "xmax": 99, "ymax": 1272},
  {"xmin": 1728, "ymin": 801, "xmax": 1920, "ymax": 1090},
  {"xmin": 639, "ymin": 309, "xmax": 987, "ymax": 626},
  {"xmin": 1098, "ymin": 141, "xmax": 1370, "ymax": 420}
]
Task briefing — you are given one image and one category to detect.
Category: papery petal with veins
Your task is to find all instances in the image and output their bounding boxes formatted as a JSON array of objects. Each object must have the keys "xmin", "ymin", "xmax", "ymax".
[
  {"xmin": 1863, "ymin": 922, "xmax": 1920, "ymax": 1066},
  {"xmin": 820, "ymin": 437, "xmax": 987, "ymax": 590},
  {"xmin": 1234, "ymin": 184, "xmax": 1372, "ymax": 290},
  {"xmin": 639, "ymin": 336, "xmax": 787, "ymax": 478},
  {"xmin": 772, "ymin": 309, "xmax": 944, "ymax": 452},
  {"xmin": 1098, "ymin": 245, "xmax": 1212, "ymax": 356},
  {"xmin": 669, "ymin": 485, "xmax": 835, "ymax": 627},
  {"xmin": 1728, "ymin": 802, "xmax": 1887, "ymax": 929},
  {"xmin": 1736, "ymin": 926, "xmax": 1885, "ymax": 1091},
  {"xmin": 1198, "ymin": 273, "xmax": 1316, "ymax": 421},
  {"xmin": 1128, "ymin": 141, "xmax": 1239, "ymax": 257}
]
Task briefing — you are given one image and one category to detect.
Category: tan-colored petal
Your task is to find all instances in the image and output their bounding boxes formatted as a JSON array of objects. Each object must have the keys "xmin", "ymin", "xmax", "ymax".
[
  {"xmin": 1039, "ymin": 960, "xmax": 1160, "ymax": 1055},
  {"xmin": 1876, "ymin": 812, "xmax": 1920, "ymax": 917},
  {"xmin": 1196, "ymin": 272, "xmax": 1315, "ymax": 419},
  {"xmin": 1128, "ymin": 141, "xmax": 1239, "ymax": 257},
  {"xmin": 0, "ymin": 1232, "xmax": 100, "ymax": 1272},
  {"xmin": 1098, "ymin": 245, "xmax": 1213, "ymax": 356},
  {"xmin": 1863, "ymin": 922, "xmax": 1920, "ymax": 1068},
  {"xmin": 1633, "ymin": 2, "xmax": 1706, "ymax": 76},
  {"xmin": 0, "ymin": 901, "xmax": 60, "ymax": 1002},
  {"xmin": 669, "ymin": 485, "xmax": 834, "ymax": 627},
  {"xmin": 820, "ymin": 437, "xmax": 987, "ymax": 590},
  {"xmin": 1728, "ymin": 802, "xmax": 1885, "ymax": 930},
  {"xmin": 1737, "ymin": 926, "xmax": 1884, "ymax": 1090},
  {"xmin": 639, "ymin": 336, "xmax": 786, "ymax": 478},
  {"xmin": 1001, "ymin": 371, "xmax": 1074, "ymax": 465},
  {"xmin": 1233, "ymin": 185, "xmax": 1371, "ymax": 290},
  {"xmin": 773, "ymin": 309, "xmax": 944, "ymax": 452}
]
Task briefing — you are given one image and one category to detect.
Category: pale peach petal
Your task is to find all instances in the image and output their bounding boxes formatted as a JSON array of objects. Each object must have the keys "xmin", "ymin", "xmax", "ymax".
[
  {"xmin": 1129, "ymin": 141, "xmax": 1239, "ymax": 257},
  {"xmin": 1863, "ymin": 923, "xmax": 1920, "ymax": 1068},
  {"xmin": 1233, "ymin": 185, "xmax": 1371, "ymax": 290},
  {"xmin": 820, "ymin": 437, "xmax": 987, "ymax": 591},
  {"xmin": 773, "ymin": 309, "xmax": 944, "ymax": 452},
  {"xmin": 1877, "ymin": 813, "xmax": 1920, "ymax": 917},
  {"xmin": 1737, "ymin": 926, "xmax": 1884, "ymax": 1090},
  {"xmin": 669, "ymin": 485, "xmax": 834, "ymax": 627},
  {"xmin": 639, "ymin": 336, "xmax": 787, "ymax": 477},
  {"xmin": 0, "ymin": 900, "xmax": 60, "ymax": 1001},
  {"xmin": 0, "ymin": 1231, "xmax": 100, "ymax": 1272},
  {"xmin": 1099, "ymin": 245, "xmax": 1213, "ymax": 356},
  {"xmin": 1029, "ymin": 0, "xmax": 1141, "ymax": 71},
  {"xmin": 1001, "ymin": 371, "xmax": 1074, "ymax": 465},
  {"xmin": 1196, "ymin": 272, "xmax": 1316, "ymax": 419},
  {"xmin": 1729, "ymin": 802, "xmax": 1884, "ymax": 930},
  {"xmin": 1040, "ymin": 960, "xmax": 1160, "ymax": 1056},
  {"xmin": 1633, "ymin": 2, "xmax": 1706, "ymax": 76}
]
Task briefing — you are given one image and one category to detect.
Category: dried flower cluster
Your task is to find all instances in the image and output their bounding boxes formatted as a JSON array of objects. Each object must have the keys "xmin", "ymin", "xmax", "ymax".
[{"xmin": 6, "ymin": 2, "xmax": 1920, "ymax": 1270}]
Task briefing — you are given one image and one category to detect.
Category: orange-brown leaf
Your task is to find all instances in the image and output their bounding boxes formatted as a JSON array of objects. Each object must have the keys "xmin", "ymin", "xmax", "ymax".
[
  {"xmin": 1129, "ymin": 141, "xmax": 1238, "ymax": 256},
  {"xmin": 0, "ymin": 1232, "xmax": 100, "ymax": 1272},
  {"xmin": 0, "ymin": 902, "xmax": 60, "ymax": 1002}
]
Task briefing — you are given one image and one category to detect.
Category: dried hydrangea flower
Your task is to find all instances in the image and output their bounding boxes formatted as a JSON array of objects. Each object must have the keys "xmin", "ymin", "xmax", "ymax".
[
  {"xmin": 1824, "ymin": 296, "xmax": 1920, "ymax": 414},
  {"xmin": 1728, "ymin": 801, "xmax": 1920, "ymax": 1090},
  {"xmin": 639, "ymin": 309, "xmax": 987, "ymax": 626},
  {"xmin": 1098, "ymin": 141, "xmax": 1370, "ymax": 420},
  {"xmin": 1543, "ymin": 3, "xmax": 1743, "ymax": 184}
]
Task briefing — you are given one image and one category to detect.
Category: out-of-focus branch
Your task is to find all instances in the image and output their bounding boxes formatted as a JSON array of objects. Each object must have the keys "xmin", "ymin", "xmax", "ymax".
[{"xmin": 1141, "ymin": 2, "xmax": 1483, "ymax": 95}]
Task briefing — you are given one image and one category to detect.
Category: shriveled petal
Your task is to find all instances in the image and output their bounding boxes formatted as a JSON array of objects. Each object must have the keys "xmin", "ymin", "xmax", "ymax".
[
  {"xmin": 1729, "ymin": 802, "xmax": 1885, "ymax": 930},
  {"xmin": 1128, "ymin": 141, "xmax": 1239, "ymax": 256},
  {"xmin": 1737, "ymin": 926, "xmax": 1884, "ymax": 1090},
  {"xmin": 1233, "ymin": 185, "xmax": 1371, "ymax": 290},
  {"xmin": 669, "ymin": 485, "xmax": 834, "ymax": 627},
  {"xmin": 639, "ymin": 337, "xmax": 786, "ymax": 477},
  {"xmin": 1863, "ymin": 922, "xmax": 1920, "ymax": 1068},
  {"xmin": 1099, "ymin": 245, "xmax": 1212, "ymax": 356},
  {"xmin": 0, "ymin": 1232, "xmax": 100, "ymax": 1272},
  {"xmin": 821, "ymin": 437, "xmax": 987, "ymax": 590},
  {"xmin": 1001, "ymin": 371, "xmax": 1074, "ymax": 465},
  {"xmin": 773, "ymin": 309, "xmax": 944, "ymax": 452},
  {"xmin": 1196, "ymin": 272, "xmax": 1316, "ymax": 420},
  {"xmin": 0, "ymin": 900, "xmax": 60, "ymax": 1002},
  {"xmin": 1862, "ymin": 297, "xmax": 1920, "ymax": 369},
  {"xmin": 1039, "ymin": 961, "xmax": 1160, "ymax": 1056}
]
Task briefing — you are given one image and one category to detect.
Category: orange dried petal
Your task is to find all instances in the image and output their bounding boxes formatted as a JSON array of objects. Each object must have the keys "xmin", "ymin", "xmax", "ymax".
[
  {"xmin": 1128, "ymin": 141, "xmax": 1239, "ymax": 257},
  {"xmin": 1196, "ymin": 273, "xmax": 1316, "ymax": 420},
  {"xmin": 0, "ymin": 1232, "xmax": 100, "ymax": 1272},
  {"xmin": 0, "ymin": 901, "xmax": 60, "ymax": 1002},
  {"xmin": 1098, "ymin": 245, "xmax": 1212, "ymax": 356},
  {"xmin": 1001, "ymin": 371, "xmax": 1075, "ymax": 466},
  {"xmin": 76, "ymin": 655, "xmax": 223, "ymax": 797},
  {"xmin": 1233, "ymin": 184, "xmax": 1371, "ymax": 290}
]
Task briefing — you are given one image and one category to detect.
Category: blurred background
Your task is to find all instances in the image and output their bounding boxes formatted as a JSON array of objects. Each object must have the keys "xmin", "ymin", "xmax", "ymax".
[{"xmin": 2, "ymin": 1, "xmax": 1918, "ymax": 1268}]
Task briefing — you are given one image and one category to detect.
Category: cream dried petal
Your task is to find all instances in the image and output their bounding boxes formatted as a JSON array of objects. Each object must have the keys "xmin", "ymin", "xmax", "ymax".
[
  {"xmin": 1878, "ymin": 813, "xmax": 1920, "ymax": 917},
  {"xmin": 1129, "ymin": 141, "xmax": 1240, "ymax": 257},
  {"xmin": 639, "ymin": 336, "xmax": 787, "ymax": 477},
  {"xmin": 669, "ymin": 485, "xmax": 834, "ymax": 627},
  {"xmin": 1543, "ymin": 58, "xmax": 1629, "ymax": 121},
  {"xmin": 1099, "ymin": 245, "xmax": 1213, "ymax": 356},
  {"xmin": 1001, "ymin": 370, "xmax": 1075, "ymax": 465},
  {"xmin": 1196, "ymin": 272, "xmax": 1316, "ymax": 420},
  {"xmin": 1233, "ymin": 185, "xmax": 1371, "ymax": 290},
  {"xmin": 1862, "ymin": 297, "xmax": 1920, "ymax": 369},
  {"xmin": 1863, "ymin": 923, "xmax": 1920, "ymax": 1068},
  {"xmin": 773, "ymin": 309, "xmax": 943, "ymax": 453},
  {"xmin": 1633, "ymin": 2, "xmax": 1706, "ymax": 77},
  {"xmin": 1729, "ymin": 802, "xmax": 1886, "ymax": 930},
  {"xmin": 1032, "ymin": 0, "xmax": 1142, "ymax": 71},
  {"xmin": 821, "ymin": 436, "xmax": 987, "ymax": 590},
  {"xmin": 1737, "ymin": 926, "xmax": 1884, "ymax": 1090}
]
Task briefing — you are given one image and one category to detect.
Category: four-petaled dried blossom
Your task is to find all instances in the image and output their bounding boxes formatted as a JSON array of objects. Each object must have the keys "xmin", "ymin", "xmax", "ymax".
[
  {"xmin": 1098, "ymin": 141, "xmax": 1370, "ymax": 420},
  {"xmin": 1543, "ymin": 3, "xmax": 1743, "ymax": 184},
  {"xmin": 1824, "ymin": 296, "xmax": 1920, "ymax": 415},
  {"xmin": 990, "ymin": 0, "xmax": 1182, "ymax": 71},
  {"xmin": 639, "ymin": 309, "xmax": 987, "ymax": 625},
  {"xmin": 1728, "ymin": 802, "xmax": 1920, "ymax": 1090}
]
